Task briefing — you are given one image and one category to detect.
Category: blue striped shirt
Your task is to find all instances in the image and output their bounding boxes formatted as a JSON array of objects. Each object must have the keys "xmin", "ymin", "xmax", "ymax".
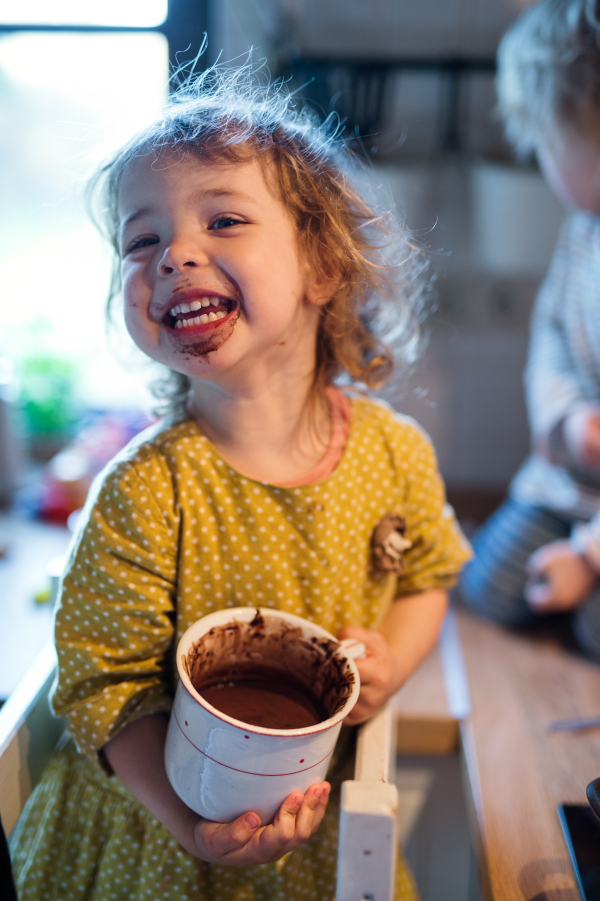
[{"xmin": 511, "ymin": 212, "xmax": 600, "ymax": 527}]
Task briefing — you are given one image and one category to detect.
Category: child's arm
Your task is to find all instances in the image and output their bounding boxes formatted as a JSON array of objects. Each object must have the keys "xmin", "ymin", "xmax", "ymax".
[
  {"xmin": 525, "ymin": 219, "xmax": 600, "ymax": 471},
  {"xmin": 338, "ymin": 588, "xmax": 448, "ymax": 725},
  {"xmin": 103, "ymin": 714, "xmax": 330, "ymax": 865}
]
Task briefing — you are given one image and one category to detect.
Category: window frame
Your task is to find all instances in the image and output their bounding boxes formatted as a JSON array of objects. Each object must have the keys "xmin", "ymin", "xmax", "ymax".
[{"xmin": 0, "ymin": 0, "xmax": 208, "ymax": 76}]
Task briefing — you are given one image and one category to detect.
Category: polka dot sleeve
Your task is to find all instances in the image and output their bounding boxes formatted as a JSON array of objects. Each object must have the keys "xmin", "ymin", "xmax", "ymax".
[
  {"xmin": 393, "ymin": 418, "xmax": 472, "ymax": 595},
  {"xmin": 52, "ymin": 453, "xmax": 179, "ymax": 764}
]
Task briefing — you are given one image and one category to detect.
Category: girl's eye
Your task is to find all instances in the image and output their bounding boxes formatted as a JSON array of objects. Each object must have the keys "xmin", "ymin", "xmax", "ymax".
[
  {"xmin": 210, "ymin": 216, "xmax": 245, "ymax": 230},
  {"xmin": 124, "ymin": 236, "xmax": 159, "ymax": 254}
]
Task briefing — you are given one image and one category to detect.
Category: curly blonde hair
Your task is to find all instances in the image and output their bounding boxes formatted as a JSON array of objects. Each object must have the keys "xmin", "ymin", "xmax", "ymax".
[
  {"xmin": 88, "ymin": 65, "xmax": 427, "ymax": 412},
  {"xmin": 498, "ymin": 0, "xmax": 600, "ymax": 155}
]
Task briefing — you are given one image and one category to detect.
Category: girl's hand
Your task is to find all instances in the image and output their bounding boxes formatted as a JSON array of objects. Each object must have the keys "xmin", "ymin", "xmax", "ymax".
[
  {"xmin": 186, "ymin": 782, "xmax": 330, "ymax": 865},
  {"xmin": 525, "ymin": 539, "xmax": 598, "ymax": 612},
  {"xmin": 337, "ymin": 626, "xmax": 402, "ymax": 726}
]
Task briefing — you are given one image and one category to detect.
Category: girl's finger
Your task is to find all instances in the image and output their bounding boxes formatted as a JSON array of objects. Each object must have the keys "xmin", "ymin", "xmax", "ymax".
[
  {"xmin": 254, "ymin": 791, "xmax": 304, "ymax": 857},
  {"xmin": 294, "ymin": 782, "xmax": 330, "ymax": 840},
  {"xmin": 271, "ymin": 791, "xmax": 304, "ymax": 842},
  {"xmin": 204, "ymin": 811, "xmax": 261, "ymax": 856},
  {"xmin": 354, "ymin": 656, "xmax": 380, "ymax": 682}
]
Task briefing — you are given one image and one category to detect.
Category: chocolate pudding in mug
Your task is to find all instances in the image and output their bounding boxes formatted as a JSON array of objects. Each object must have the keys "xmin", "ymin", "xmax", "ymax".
[
  {"xmin": 184, "ymin": 609, "xmax": 352, "ymax": 729},
  {"xmin": 165, "ymin": 607, "xmax": 362, "ymax": 823}
]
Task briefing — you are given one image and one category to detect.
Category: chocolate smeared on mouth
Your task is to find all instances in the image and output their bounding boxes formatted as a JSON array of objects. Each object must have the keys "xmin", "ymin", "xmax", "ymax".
[{"xmin": 174, "ymin": 306, "xmax": 241, "ymax": 357}]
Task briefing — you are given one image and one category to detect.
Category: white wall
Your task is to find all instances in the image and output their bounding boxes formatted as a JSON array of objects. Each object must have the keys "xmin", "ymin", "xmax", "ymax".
[
  {"xmin": 379, "ymin": 162, "xmax": 565, "ymax": 488},
  {"xmin": 208, "ymin": 0, "xmax": 522, "ymax": 62}
]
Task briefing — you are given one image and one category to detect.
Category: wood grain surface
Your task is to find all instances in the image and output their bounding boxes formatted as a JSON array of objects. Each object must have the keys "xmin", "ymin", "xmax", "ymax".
[
  {"xmin": 457, "ymin": 607, "xmax": 600, "ymax": 901},
  {"xmin": 392, "ymin": 642, "xmax": 460, "ymax": 755}
]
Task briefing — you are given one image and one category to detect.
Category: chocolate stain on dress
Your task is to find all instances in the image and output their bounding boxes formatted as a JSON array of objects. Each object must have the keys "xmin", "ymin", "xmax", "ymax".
[{"xmin": 371, "ymin": 511, "xmax": 412, "ymax": 574}]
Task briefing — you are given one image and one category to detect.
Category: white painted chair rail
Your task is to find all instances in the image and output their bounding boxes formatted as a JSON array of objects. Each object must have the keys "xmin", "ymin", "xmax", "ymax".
[
  {"xmin": 336, "ymin": 704, "xmax": 398, "ymax": 901},
  {"xmin": 0, "ymin": 649, "xmax": 397, "ymax": 901}
]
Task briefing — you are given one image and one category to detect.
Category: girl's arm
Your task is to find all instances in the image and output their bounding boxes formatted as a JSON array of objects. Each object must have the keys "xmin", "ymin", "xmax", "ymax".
[
  {"xmin": 339, "ymin": 588, "xmax": 448, "ymax": 725},
  {"xmin": 103, "ymin": 714, "xmax": 330, "ymax": 866}
]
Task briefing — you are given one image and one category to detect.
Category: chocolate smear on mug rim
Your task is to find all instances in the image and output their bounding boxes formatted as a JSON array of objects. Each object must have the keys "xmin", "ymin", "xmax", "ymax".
[{"xmin": 182, "ymin": 610, "xmax": 355, "ymax": 729}]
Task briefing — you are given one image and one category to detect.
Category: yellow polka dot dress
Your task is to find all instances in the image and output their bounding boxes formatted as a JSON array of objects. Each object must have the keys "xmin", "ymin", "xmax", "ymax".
[{"xmin": 10, "ymin": 396, "xmax": 471, "ymax": 901}]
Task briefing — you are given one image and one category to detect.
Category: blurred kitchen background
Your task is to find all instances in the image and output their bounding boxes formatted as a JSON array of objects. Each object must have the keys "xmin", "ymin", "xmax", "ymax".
[{"xmin": 0, "ymin": 0, "xmax": 565, "ymax": 700}]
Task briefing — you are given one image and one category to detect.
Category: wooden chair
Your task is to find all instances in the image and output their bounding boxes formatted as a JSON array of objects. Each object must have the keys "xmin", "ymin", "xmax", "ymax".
[{"xmin": 0, "ymin": 643, "xmax": 398, "ymax": 901}]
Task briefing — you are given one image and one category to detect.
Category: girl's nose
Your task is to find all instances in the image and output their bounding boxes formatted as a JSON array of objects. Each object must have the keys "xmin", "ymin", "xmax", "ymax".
[{"xmin": 158, "ymin": 240, "xmax": 207, "ymax": 276}]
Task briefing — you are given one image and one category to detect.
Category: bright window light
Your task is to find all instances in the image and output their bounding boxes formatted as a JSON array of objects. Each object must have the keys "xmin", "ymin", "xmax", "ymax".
[
  {"xmin": 0, "ymin": 0, "xmax": 168, "ymax": 28},
  {"xmin": 0, "ymin": 32, "xmax": 169, "ymax": 408}
]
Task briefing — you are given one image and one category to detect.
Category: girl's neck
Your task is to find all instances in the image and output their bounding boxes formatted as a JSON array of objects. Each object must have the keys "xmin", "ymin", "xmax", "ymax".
[{"xmin": 186, "ymin": 374, "xmax": 332, "ymax": 484}]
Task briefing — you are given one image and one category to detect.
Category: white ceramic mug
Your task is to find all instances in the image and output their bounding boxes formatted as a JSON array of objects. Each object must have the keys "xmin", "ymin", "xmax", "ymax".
[{"xmin": 164, "ymin": 607, "xmax": 363, "ymax": 824}]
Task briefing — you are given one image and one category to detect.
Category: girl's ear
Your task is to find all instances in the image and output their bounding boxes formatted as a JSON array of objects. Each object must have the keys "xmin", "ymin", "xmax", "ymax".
[{"xmin": 305, "ymin": 262, "xmax": 340, "ymax": 307}]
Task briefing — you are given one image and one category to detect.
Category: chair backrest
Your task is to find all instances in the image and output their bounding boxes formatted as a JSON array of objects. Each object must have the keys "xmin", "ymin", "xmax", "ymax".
[
  {"xmin": 0, "ymin": 643, "xmax": 66, "ymax": 837},
  {"xmin": 336, "ymin": 704, "xmax": 398, "ymax": 901},
  {"xmin": 0, "ymin": 647, "xmax": 398, "ymax": 901}
]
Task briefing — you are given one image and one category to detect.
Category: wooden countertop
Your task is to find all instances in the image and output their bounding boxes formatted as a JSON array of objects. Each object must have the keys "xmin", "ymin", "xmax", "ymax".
[
  {"xmin": 457, "ymin": 607, "xmax": 600, "ymax": 901},
  {"xmin": 392, "ymin": 630, "xmax": 460, "ymax": 756}
]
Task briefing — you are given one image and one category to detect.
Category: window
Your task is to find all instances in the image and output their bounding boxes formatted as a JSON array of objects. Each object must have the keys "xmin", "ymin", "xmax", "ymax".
[
  {"xmin": 0, "ymin": 1, "xmax": 206, "ymax": 411},
  {"xmin": 0, "ymin": 0, "xmax": 168, "ymax": 28}
]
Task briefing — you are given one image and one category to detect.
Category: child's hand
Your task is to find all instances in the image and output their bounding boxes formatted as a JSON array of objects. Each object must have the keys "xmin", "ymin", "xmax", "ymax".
[
  {"xmin": 564, "ymin": 407, "xmax": 600, "ymax": 469},
  {"xmin": 525, "ymin": 539, "xmax": 598, "ymax": 612},
  {"xmin": 337, "ymin": 625, "xmax": 402, "ymax": 725},
  {"xmin": 187, "ymin": 782, "xmax": 330, "ymax": 866}
]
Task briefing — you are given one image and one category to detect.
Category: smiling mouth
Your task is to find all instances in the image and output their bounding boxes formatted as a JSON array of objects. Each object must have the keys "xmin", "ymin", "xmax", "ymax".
[{"xmin": 165, "ymin": 296, "xmax": 235, "ymax": 330}]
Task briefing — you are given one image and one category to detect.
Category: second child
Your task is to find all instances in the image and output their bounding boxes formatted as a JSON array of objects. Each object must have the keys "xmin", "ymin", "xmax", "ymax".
[{"xmin": 461, "ymin": 0, "xmax": 600, "ymax": 657}]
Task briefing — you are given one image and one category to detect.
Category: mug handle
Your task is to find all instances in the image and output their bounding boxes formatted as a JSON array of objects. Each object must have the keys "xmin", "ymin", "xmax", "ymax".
[{"xmin": 339, "ymin": 638, "xmax": 366, "ymax": 660}]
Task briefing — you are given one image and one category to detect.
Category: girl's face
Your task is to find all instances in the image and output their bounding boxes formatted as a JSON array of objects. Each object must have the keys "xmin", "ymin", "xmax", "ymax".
[{"xmin": 118, "ymin": 152, "xmax": 327, "ymax": 385}]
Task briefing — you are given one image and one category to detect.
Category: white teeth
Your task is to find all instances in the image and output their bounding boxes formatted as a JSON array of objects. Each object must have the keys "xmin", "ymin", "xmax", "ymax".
[
  {"xmin": 171, "ymin": 304, "xmax": 229, "ymax": 329},
  {"xmin": 171, "ymin": 296, "xmax": 227, "ymax": 318}
]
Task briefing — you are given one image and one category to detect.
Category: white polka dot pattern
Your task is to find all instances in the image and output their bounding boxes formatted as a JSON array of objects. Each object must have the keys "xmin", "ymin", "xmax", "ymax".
[
  {"xmin": 10, "ymin": 735, "xmax": 419, "ymax": 900},
  {"xmin": 13, "ymin": 396, "xmax": 470, "ymax": 901},
  {"xmin": 52, "ymin": 397, "xmax": 469, "ymax": 762}
]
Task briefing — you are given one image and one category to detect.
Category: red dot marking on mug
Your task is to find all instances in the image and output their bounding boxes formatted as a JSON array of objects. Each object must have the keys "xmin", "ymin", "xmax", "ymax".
[
  {"xmin": 299, "ymin": 759, "xmax": 304, "ymax": 763},
  {"xmin": 245, "ymin": 735, "xmax": 250, "ymax": 739},
  {"xmin": 185, "ymin": 721, "xmax": 188, "ymax": 726}
]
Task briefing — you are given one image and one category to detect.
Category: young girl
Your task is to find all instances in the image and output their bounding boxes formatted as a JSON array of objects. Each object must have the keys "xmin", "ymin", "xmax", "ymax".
[{"xmin": 10, "ymin": 68, "xmax": 471, "ymax": 901}]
